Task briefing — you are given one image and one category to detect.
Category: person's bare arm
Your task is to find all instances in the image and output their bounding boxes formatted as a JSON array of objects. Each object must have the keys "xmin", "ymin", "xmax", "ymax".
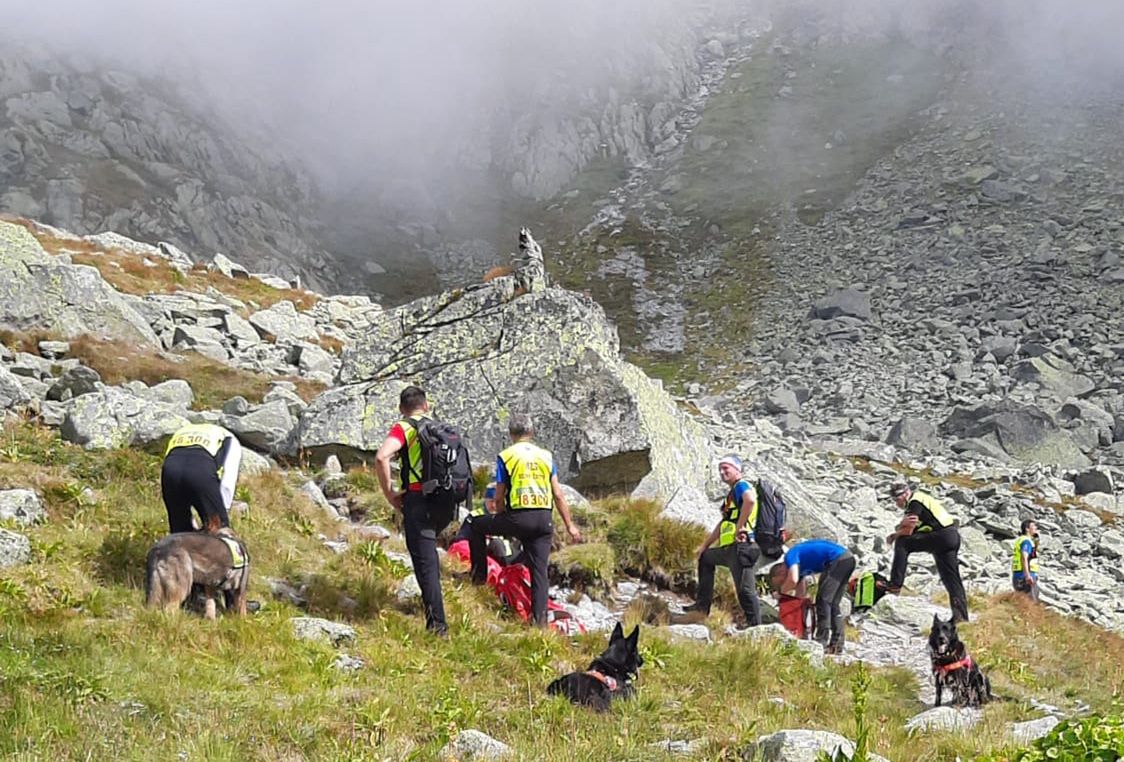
[
  {"xmin": 374, "ymin": 435, "xmax": 404, "ymax": 510},
  {"xmin": 1021, "ymin": 545, "xmax": 1035, "ymax": 588},
  {"xmin": 551, "ymin": 475, "xmax": 581, "ymax": 541},
  {"xmin": 698, "ymin": 523, "xmax": 721, "ymax": 560},
  {"xmin": 735, "ymin": 488, "xmax": 755, "ymax": 542},
  {"xmin": 493, "ymin": 482, "xmax": 508, "ymax": 514},
  {"xmin": 778, "ymin": 563, "xmax": 801, "ymax": 596}
]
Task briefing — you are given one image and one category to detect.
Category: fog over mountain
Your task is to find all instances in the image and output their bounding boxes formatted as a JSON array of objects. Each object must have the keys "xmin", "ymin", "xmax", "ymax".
[
  {"xmin": 4, "ymin": 1, "xmax": 1121, "ymax": 196},
  {"xmin": 3, "ymin": 0, "xmax": 1124, "ymax": 296}
]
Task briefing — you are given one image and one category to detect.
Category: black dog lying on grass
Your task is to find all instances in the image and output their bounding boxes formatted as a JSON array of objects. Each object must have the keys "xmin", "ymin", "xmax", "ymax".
[
  {"xmin": 929, "ymin": 613, "xmax": 991, "ymax": 707},
  {"xmin": 547, "ymin": 623, "xmax": 643, "ymax": 712}
]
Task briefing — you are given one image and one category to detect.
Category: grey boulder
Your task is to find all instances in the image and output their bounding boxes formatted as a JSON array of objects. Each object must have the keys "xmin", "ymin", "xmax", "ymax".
[
  {"xmin": 0, "ymin": 489, "xmax": 46, "ymax": 525},
  {"xmin": 0, "ymin": 528, "xmax": 31, "ymax": 567}
]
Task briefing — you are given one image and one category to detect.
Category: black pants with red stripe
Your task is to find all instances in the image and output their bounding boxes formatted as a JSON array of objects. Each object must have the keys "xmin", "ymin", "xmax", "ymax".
[{"xmin": 161, "ymin": 448, "xmax": 228, "ymax": 533}]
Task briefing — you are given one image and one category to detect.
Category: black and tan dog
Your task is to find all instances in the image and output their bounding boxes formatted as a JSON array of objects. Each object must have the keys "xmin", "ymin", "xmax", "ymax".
[
  {"xmin": 145, "ymin": 520, "xmax": 250, "ymax": 620},
  {"xmin": 929, "ymin": 613, "xmax": 991, "ymax": 707},
  {"xmin": 547, "ymin": 623, "xmax": 643, "ymax": 712}
]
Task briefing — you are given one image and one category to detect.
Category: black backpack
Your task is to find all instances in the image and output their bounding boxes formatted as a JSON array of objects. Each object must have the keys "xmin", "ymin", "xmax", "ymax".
[
  {"xmin": 403, "ymin": 417, "xmax": 473, "ymax": 502},
  {"xmin": 754, "ymin": 479, "xmax": 787, "ymax": 558}
]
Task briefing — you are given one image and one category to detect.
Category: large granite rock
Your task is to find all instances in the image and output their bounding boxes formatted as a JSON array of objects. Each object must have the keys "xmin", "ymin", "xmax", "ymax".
[
  {"xmin": 59, "ymin": 387, "xmax": 189, "ymax": 450},
  {"xmin": 299, "ymin": 283, "xmax": 710, "ymax": 498},
  {"xmin": 0, "ymin": 221, "xmax": 157, "ymax": 344},
  {"xmin": 0, "ymin": 366, "xmax": 32, "ymax": 411},
  {"xmin": 941, "ymin": 400, "xmax": 1090, "ymax": 469}
]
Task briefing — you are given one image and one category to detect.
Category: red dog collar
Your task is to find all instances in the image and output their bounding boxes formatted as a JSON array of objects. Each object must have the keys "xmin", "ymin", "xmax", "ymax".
[
  {"xmin": 586, "ymin": 670, "xmax": 620, "ymax": 692},
  {"xmin": 934, "ymin": 655, "xmax": 973, "ymax": 675}
]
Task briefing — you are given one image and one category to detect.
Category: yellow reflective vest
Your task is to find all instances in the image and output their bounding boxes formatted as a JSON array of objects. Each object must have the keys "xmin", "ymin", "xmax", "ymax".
[
  {"xmin": 398, "ymin": 414, "xmax": 430, "ymax": 491},
  {"xmin": 718, "ymin": 479, "xmax": 756, "ymax": 548},
  {"xmin": 909, "ymin": 490, "xmax": 955, "ymax": 532},
  {"xmin": 165, "ymin": 423, "xmax": 228, "ymax": 458},
  {"xmin": 1012, "ymin": 534, "xmax": 1039, "ymax": 576},
  {"xmin": 499, "ymin": 441, "xmax": 553, "ymax": 510}
]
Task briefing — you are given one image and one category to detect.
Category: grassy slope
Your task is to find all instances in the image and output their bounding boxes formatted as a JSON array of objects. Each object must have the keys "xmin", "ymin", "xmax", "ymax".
[{"xmin": 1, "ymin": 420, "xmax": 1121, "ymax": 761}]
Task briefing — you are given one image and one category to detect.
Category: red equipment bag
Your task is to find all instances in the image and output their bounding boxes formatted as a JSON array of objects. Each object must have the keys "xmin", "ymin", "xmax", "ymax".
[
  {"xmin": 778, "ymin": 594, "xmax": 815, "ymax": 639},
  {"xmin": 493, "ymin": 563, "xmax": 586, "ymax": 635}
]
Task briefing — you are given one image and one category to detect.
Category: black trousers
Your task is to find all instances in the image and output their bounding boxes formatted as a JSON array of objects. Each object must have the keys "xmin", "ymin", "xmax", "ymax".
[
  {"xmin": 696, "ymin": 541, "xmax": 761, "ymax": 626},
  {"xmin": 161, "ymin": 448, "xmax": 228, "ymax": 533},
  {"xmin": 467, "ymin": 509, "xmax": 554, "ymax": 625},
  {"xmin": 403, "ymin": 491, "xmax": 456, "ymax": 634},
  {"xmin": 814, "ymin": 551, "xmax": 856, "ymax": 648},
  {"xmin": 890, "ymin": 525, "xmax": 969, "ymax": 622}
]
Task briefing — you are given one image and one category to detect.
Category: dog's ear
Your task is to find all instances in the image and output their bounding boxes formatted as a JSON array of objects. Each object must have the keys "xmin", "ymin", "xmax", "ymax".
[
  {"xmin": 932, "ymin": 613, "xmax": 941, "ymax": 627},
  {"xmin": 626, "ymin": 625, "xmax": 640, "ymax": 648},
  {"xmin": 610, "ymin": 621, "xmax": 624, "ymax": 643}
]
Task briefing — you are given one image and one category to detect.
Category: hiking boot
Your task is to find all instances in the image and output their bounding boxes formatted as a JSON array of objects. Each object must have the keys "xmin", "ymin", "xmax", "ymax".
[
  {"xmin": 681, "ymin": 602, "xmax": 709, "ymax": 614},
  {"xmin": 246, "ymin": 600, "xmax": 261, "ymax": 614},
  {"xmin": 884, "ymin": 585, "xmax": 902, "ymax": 596}
]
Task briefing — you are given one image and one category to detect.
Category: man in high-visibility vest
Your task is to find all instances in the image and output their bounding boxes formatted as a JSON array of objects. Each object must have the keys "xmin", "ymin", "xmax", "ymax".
[
  {"xmin": 376, "ymin": 385, "xmax": 457, "ymax": 638},
  {"xmin": 466, "ymin": 413, "xmax": 581, "ymax": 626},
  {"xmin": 161, "ymin": 423, "xmax": 242, "ymax": 533},
  {"xmin": 1012, "ymin": 519, "xmax": 1040, "ymax": 601},
  {"xmin": 886, "ymin": 481, "xmax": 969, "ymax": 623},
  {"xmin": 683, "ymin": 454, "xmax": 761, "ymax": 628}
]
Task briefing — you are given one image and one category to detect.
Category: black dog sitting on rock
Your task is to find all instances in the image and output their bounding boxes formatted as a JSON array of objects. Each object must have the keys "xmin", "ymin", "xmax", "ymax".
[
  {"xmin": 929, "ymin": 613, "xmax": 991, "ymax": 708},
  {"xmin": 547, "ymin": 623, "xmax": 643, "ymax": 712}
]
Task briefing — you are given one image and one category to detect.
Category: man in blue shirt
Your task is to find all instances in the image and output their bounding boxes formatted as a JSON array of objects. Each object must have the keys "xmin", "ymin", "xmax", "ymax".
[{"xmin": 770, "ymin": 539, "xmax": 855, "ymax": 654}]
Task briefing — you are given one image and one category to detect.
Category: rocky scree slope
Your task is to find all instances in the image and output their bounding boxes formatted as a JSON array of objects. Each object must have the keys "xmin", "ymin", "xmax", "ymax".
[
  {"xmin": 714, "ymin": 70, "xmax": 1124, "ymax": 473},
  {"xmin": 0, "ymin": 46, "xmax": 334, "ymax": 288}
]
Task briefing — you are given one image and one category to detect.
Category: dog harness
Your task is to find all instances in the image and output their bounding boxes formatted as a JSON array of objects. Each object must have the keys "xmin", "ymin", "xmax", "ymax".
[
  {"xmin": 933, "ymin": 655, "xmax": 973, "ymax": 675},
  {"xmin": 218, "ymin": 536, "xmax": 247, "ymax": 570},
  {"xmin": 585, "ymin": 670, "xmax": 620, "ymax": 692}
]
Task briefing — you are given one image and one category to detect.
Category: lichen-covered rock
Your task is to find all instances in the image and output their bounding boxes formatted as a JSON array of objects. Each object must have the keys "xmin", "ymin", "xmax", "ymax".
[
  {"xmin": 439, "ymin": 729, "xmax": 513, "ymax": 761},
  {"xmin": 0, "ymin": 528, "xmax": 32, "ymax": 567},
  {"xmin": 746, "ymin": 729, "xmax": 888, "ymax": 762},
  {"xmin": 0, "ymin": 489, "xmax": 46, "ymax": 525},
  {"xmin": 45, "ymin": 364, "xmax": 101, "ymax": 401},
  {"xmin": 0, "ymin": 221, "xmax": 157, "ymax": 344},
  {"xmin": 59, "ymin": 387, "xmax": 189, "ymax": 450},
  {"xmin": 248, "ymin": 300, "xmax": 318, "ymax": 342},
  {"xmin": 221, "ymin": 399, "xmax": 296, "ymax": 456},
  {"xmin": 290, "ymin": 617, "xmax": 356, "ymax": 647},
  {"xmin": 0, "ymin": 366, "xmax": 32, "ymax": 411},
  {"xmin": 904, "ymin": 706, "xmax": 981, "ymax": 734},
  {"xmin": 301, "ymin": 284, "xmax": 710, "ymax": 499}
]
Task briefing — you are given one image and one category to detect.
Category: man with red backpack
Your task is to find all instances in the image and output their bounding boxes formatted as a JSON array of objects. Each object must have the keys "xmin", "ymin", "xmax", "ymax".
[{"xmin": 466, "ymin": 413, "xmax": 581, "ymax": 627}]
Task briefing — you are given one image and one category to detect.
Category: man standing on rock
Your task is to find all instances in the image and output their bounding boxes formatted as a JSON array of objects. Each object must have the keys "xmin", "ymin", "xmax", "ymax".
[
  {"xmin": 161, "ymin": 422, "xmax": 242, "ymax": 533},
  {"xmin": 375, "ymin": 386, "xmax": 457, "ymax": 637},
  {"xmin": 885, "ymin": 481, "xmax": 970, "ymax": 623},
  {"xmin": 466, "ymin": 413, "xmax": 581, "ymax": 626},
  {"xmin": 1012, "ymin": 519, "xmax": 1040, "ymax": 602},
  {"xmin": 684, "ymin": 455, "xmax": 761, "ymax": 628}
]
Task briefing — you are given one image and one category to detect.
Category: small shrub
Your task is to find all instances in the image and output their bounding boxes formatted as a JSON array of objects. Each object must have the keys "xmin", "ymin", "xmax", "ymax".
[
  {"xmin": 96, "ymin": 525, "xmax": 164, "ymax": 588},
  {"xmin": 980, "ymin": 711, "xmax": 1124, "ymax": 762},
  {"xmin": 551, "ymin": 542, "xmax": 615, "ymax": 591}
]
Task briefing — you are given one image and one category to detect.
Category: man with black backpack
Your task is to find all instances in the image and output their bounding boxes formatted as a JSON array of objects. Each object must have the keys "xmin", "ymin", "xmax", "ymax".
[
  {"xmin": 753, "ymin": 477, "xmax": 788, "ymax": 563},
  {"xmin": 466, "ymin": 413, "xmax": 581, "ymax": 626},
  {"xmin": 683, "ymin": 454, "xmax": 761, "ymax": 628},
  {"xmin": 376, "ymin": 385, "xmax": 472, "ymax": 638}
]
